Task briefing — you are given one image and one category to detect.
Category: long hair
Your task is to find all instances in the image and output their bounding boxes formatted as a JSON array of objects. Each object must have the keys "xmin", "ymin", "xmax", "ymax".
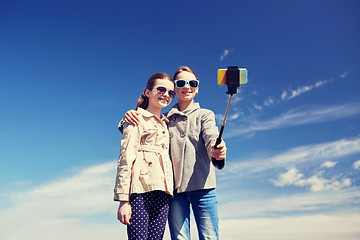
[
  {"xmin": 136, "ymin": 72, "xmax": 173, "ymax": 110},
  {"xmin": 173, "ymin": 66, "xmax": 198, "ymax": 80}
]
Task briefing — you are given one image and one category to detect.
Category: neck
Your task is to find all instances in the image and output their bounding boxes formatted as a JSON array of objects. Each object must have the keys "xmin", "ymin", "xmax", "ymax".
[
  {"xmin": 178, "ymin": 100, "xmax": 194, "ymax": 111},
  {"xmin": 145, "ymin": 105, "xmax": 161, "ymax": 118}
]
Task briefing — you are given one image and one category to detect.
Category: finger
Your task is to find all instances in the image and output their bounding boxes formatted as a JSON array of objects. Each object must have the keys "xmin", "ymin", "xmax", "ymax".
[
  {"xmin": 124, "ymin": 118, "xmax": 131, "ymax": 125},
  {"xmin": 129, "ymin": 112, "xmax": 140, "ymax": 125},
  {"xmin": 130, "ymin": 118, "xmax": 139, "ymax": 126},
  {"xmin": 212, "ymin": 152, "xmax": 225, "ymax": 160},
  {"xmin": 119, "ymin": 215, "xmax": 125, "ymax": 224},
  {"xmin": 124, "ymin": 214, "xmax": 131, "ymax": 225}
]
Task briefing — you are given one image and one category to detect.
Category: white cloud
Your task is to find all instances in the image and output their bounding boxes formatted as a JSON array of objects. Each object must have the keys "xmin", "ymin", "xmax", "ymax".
[
  {"xmin": 255, "ymin": 72, "xmax": 348, "ymax": 112},
  {"xmin": 219, "ymin": 136, "xmax": 360, "ymax": 177},
  {"xmin": 215, "ymin": 114, "xmax": 224, "ymax": 124},
  {"xmin": 230, "ymin": 94, "xmax": 242, "ymax": 104},
  {"xmin": 281, "ymin": 78, "xmax": 333, "ymax": 101},
  {"xmin": 321, "ymin": 161, "xmax": 337, "ymax": 168},
  {"xmin": 226, "ymin": 103, "xmax": 360, "ymax": 137},
  {"xmin": 271, "ymin": 167, "xmax": 351, "ymax": 191},
  {"xmin": 217, "ymin": 187, "xmax": 360, "ymax": 239},
  {"xmin": 263, "ymin": 96, "xmax": 275, "ymax": 106},
  {"xmin": 229, "ymin": 113, "xmax": 241, "ymax": 120},
  {"xmin": 0, "ymin": 161, "xmax": 120, "ymax": 240},
  {"xmin": 220, "ymin": 49, "xmax": 233, "ymax": 61},
  {"xmin": 0, "ymin": 157, "xmax": 359, "ymax": 240},
  {"xmin": 315, "ymin": 80, "xmax": 328, "ymax": 87},
  {"xmin": 353, "ymin": 160, "xmax": 360, "ymax": 170},
  {"xmin": 218, "ymin": 214, "xmax": 360, "ymax": 240},
  {"xmin": 271, "ymin": 167, "xmax": 304, "ymax": 186},
  {"xmin": 285, "ymin": 85, "xmax": 314, "ymax": 100},
  {"xmin": 218, "ymin": 188, "xmax": 360, "ymax": 218},
  {"xmin": 253, "ymin": 104, "xmax": 263, "ymax": 110},
  {"xmin": 340, "ymin": 71, "xmax": 350, "ymax": 78}
]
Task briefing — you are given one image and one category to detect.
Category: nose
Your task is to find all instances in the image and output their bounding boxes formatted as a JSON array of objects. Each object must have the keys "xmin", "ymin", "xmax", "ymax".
[{"xmin": 183, "ymin": 82, "xmax": 190, "ymax": 88}]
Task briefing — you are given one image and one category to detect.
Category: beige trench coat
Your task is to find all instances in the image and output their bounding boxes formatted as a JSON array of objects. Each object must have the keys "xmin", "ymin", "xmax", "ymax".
[{"xmin": 114, "ymin": 108, "xmax": 173, "ymax": 202}]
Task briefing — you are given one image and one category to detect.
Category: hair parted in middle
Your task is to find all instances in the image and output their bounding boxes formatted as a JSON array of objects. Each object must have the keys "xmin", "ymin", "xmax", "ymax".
[
  {"xmin": 136, "ymin": 72, "xmax": 174, "ymax": 110},
  {"xmin": 173, "ymin": 66, "xmax": 198, "ymax": 80}
]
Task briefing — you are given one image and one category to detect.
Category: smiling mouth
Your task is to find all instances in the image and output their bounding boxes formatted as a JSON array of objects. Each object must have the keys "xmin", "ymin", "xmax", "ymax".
[{"xmin": 158, "ymin": 96, "xmax": 170, "ymax": 103}]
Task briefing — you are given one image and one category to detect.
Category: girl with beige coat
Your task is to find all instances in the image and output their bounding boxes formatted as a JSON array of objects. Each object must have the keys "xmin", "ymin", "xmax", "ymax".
[{"xmin": 114, "ymin": 72, "xmax": 176, "ymax": 240}]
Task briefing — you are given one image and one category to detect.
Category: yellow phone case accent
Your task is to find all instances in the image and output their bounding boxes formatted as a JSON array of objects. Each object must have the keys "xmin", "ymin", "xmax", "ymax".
[{"xmin": 217, "ymin": 68, "xmax": 248, "ymax": 85}]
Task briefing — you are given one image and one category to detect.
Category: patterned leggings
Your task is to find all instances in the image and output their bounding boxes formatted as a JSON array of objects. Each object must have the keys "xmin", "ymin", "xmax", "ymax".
[{"xmin": 128, "ymin": 191, "xmax": 170, "ymax": 240}]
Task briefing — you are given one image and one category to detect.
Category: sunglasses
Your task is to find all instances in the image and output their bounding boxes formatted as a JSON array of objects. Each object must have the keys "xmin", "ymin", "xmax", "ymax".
[
  {"xmin": 174, "ymin": 80, "xmax": 199, "ymax": 89},
  {"xmin": 156, "ymin": 86, "xmax": 176, "ymax": 99}
]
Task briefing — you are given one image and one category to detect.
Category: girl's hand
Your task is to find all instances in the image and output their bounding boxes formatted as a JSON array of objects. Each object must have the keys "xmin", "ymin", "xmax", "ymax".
[
  {"xmin": 211, "ymin": 140, "xmax": 227, "ymax": 160},
  {"xmin": 124, "ymin": 110, "xmax": 140, "ymax": 125},
  {"xmin": 118, "ymin": 201, "xmax": 132, "ymax": 225}
]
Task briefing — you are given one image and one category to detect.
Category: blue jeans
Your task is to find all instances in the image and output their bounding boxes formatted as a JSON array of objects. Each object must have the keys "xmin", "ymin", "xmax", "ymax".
[{"xmin": 168, "ymin": 188, "xmax": 219, "ymax": 240}]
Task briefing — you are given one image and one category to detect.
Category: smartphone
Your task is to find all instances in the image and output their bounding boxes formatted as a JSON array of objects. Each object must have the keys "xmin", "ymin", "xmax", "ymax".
[{"xmin": 217, "ymin": 68, "xmax": 248, "ymax": 85}]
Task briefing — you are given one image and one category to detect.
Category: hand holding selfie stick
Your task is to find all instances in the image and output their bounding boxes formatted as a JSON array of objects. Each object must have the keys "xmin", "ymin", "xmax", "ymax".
[{"xmin": 212, "ymin": 66, "xmax": 248, "ymax": 166}]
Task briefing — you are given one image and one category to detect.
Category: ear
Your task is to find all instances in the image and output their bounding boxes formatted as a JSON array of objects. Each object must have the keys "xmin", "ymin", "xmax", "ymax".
[{"xmin": 145, "ymin": 89, "xmax": 151, "ymax": 98}]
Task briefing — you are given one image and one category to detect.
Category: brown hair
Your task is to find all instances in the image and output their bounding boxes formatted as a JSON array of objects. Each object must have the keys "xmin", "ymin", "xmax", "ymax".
[
  {"xmin": 173, "ymin": 66, "xmax": 198, "ymax": 80},
  {"xmin": 136, "ymin": 72, "xmax": 173, "ymax": 110}
]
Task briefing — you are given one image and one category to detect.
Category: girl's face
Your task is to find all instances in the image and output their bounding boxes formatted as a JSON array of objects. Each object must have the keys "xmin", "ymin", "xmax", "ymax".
[
  {"xmin": 174, "ymin": 71, "xmax": 198, "ymax": 102},
  {"xmin": 145, "ymin": 78, "xmax": 175, "ymax": 109}
]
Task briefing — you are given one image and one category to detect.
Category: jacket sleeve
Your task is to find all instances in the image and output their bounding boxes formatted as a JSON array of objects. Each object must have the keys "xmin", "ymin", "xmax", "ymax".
[
  {"xmin": 114, "ymin": 122, "xmax": 140, "ymax": 201},
  {"xmin": 118, "ymin": 119, "xmax": 126, "ymax": 134},
  {"xmin": 201, "ymin": 110, "xmax": 225, "ymax": 170}
]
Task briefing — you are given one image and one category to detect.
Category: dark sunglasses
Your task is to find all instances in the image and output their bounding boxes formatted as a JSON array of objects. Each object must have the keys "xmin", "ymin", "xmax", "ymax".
[
  {"xmin": 156, "ymin": 86, "xmax": 176, "ymax": 99},
  {"xmin": 174, "ymin": 80, "xmax": 199, "ymax": 89}
]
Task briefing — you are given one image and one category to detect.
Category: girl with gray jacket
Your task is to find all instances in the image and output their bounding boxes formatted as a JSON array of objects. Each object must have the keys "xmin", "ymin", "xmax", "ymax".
[{"xmin": 122, "ymin": 66, "xmax": 227, "ymax": 240}]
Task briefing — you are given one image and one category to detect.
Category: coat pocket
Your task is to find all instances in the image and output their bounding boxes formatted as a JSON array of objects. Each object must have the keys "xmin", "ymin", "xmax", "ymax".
[{"xmin": 139, "ymin": 153, "xmax": 153, "ymax": 191}]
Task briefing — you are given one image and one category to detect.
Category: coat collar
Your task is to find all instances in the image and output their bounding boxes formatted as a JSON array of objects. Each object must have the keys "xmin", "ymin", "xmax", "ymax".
[
  {"xmin": 137, "ymin": 107, "xmax": 169, "ymax": 123},
  {"xmin": 167, "ymin": 102, "xmax": 200, "ymax": 118}
]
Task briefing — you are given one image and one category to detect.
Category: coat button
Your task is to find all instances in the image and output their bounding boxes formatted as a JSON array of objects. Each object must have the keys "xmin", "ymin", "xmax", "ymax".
[{"xmin": 169, "ymin": 132, "xmax": 173, "ymax": 138}]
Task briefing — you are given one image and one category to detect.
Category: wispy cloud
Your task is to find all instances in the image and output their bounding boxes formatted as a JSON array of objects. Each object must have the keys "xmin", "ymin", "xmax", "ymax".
[
  {"xmin": 253, "ymin": 103, "xmax": 263, "ymax": 110},
  {"xmin": 340, "ymin": 71, "xmax": 350, "ymax": 79},
  {"xmin": 252, "ymin": 72, "xmax": 350, "ymax": 110},
  {"xmin": 220, "ymin": 136, "xmax": 360, "ymax": 177},
  {"xmin": 225, "ymin": 102, "xmax": 360, "ymax": 137},
  {"xmin": 220, "ymin": 49, "xmax": 233, "ymax": 61},
  {"xmin": 281, "ymin": 71, "xmax": 349, "ymax": 102},
  {"xmin": 263, "ymin": 96, "xmax": 275, "ymax": 106},
  {"xmin": 281, "ymin": 80, "xmax": 329, "ymax": 101}
]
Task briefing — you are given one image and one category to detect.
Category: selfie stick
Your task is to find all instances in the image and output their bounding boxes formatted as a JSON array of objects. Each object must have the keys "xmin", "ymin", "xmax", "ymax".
[{"xmin": 212, "ymin": 66, "xmax": 247, "ymax": 167}]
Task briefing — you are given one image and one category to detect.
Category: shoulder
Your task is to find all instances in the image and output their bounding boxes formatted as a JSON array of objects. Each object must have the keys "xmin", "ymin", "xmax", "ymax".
[
  {"xmin": 122, "ymin": 114, "xmax": 145, "ymax": 135},
  {"xmin": 122, "ymin": 121, "xmax": 138, "ymax": 134},
  {"xmin": 197, "ymin": 108, "xmax": 215, "ymax": 119}
]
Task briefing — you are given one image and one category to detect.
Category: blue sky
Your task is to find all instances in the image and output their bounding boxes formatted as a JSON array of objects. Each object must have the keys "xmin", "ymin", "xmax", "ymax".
[{"xmin": 1, "ymin": 0, "xmax": 360, "ymax": 239}]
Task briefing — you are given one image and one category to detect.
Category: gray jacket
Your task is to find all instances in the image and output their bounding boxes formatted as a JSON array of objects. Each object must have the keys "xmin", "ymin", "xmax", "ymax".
[{"xmin": 166, "ymin": 102, "xmax": 225, "ymax": 193}]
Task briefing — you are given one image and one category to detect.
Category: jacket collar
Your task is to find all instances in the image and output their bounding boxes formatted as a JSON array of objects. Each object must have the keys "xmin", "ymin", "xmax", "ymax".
[
  {"xmin": 167, "ymin": 102, "xmax": 200, "ymax": 118},
  {"xmin": 137, "ymin": 107, "xmax": 169, "ymax": 123}
]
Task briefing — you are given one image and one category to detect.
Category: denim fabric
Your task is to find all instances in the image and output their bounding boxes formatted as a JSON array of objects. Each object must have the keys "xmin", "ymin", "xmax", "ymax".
[{"xmin": 168, "ymin": 189, "xmax": 219, "ymax": 240}]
